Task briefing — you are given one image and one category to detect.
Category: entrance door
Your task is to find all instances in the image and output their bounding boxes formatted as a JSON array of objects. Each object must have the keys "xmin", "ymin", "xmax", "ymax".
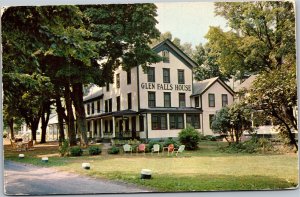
[
  {"xmin": 131, "ymin": 117, "xmax": 136, "ymax": 139},
  {"xmin": 94, "ymin": 120, "xmax": 97, "ymax": 137},
  {"xmin": 118, "ymin": 120, "xmax": 123, "ymax": 138}
]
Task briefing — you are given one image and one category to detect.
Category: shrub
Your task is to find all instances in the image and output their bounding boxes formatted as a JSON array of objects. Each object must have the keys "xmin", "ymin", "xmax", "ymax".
[
  {"xmin": 131, "ymin": 144, "xmax": 138, "ymax": 153},
  {"xmin": 163, "ymin": 137, "xmax": 180, "ymax": 148},
  {"xmin": 108, "ymin": 146, "xmax": 120, "ymax": 154},
  {"xmin": 3, "ymin": 132, "xmax": 8, "ymax": 138},
  {"xmin": 178, "ymin": 126, "xmax": 200, "ymax": 150},
  {"xmin": 147, "ymin": 140, "xmax": 157, "ymax": 150},
  {"xmin": 206, "ymin": 135, "xmax": 217, "ymax": 141},
  {"xmin": 219, "ymin": 139, "xmax": 259, "ymax": 154},
  {"xmin": 147, "ymin": 140, "xmax": 163, "ymax": 151},
  {"xmin": 70, "ymin": 146, "xmax": 83, "ymax": 156},
  {"xmin": 88, "ymin": 146, "xmax": 102, "ymax": 155},
  {"xmin": 59, "ymin": 139, "xmax": 70, "ymax": 157}
]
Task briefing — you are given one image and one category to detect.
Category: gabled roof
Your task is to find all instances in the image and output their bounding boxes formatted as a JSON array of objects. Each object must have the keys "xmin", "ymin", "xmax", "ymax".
[
  {"xmin": 192, "ymin": 77, "xmax": 235, "ymax": 96},
  {"xmin": 152, "ymin": 39, "xmax": 198, "ymax": 69},
  {"xmin": 83, "ymin": 89, "xmax": 103, "ymax": 103},
  {"xmin": 235, "ymin": 75, "xmax": 258, "ymax": 92}
]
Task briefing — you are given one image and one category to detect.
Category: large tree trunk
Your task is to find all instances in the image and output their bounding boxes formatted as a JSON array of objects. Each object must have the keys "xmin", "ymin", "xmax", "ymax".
[
  {"xmin": 55, "ymin": 95, "xmax": 65, "ymax": 144},
  {"xmin": 31, "ymin": 119, "xmax": 39, "ymax": 142},
  {"xmin": 30, "ymin": 109, "xmax": 42, "ymax": 142},
  {"xmin": 40, "ymin": 101, "xmax": 51, "ymax": 143},
  {"xmin": 64, "ymin": 85, "xmax": 77, "ymax": 146},
  {"xmin": 271, "ymin": 108, "xmax": 298, "ymax": 151},
  {"xmin": 71, "ymin": 83, "xmax": 88, "ymax": 146},
  {"xmin": 54, "ymin": 87, "xmax": 65, "ymax": 145},
  {"xmin": 9, "ymin": 118, "xmax": 14, "ymax": 139}
]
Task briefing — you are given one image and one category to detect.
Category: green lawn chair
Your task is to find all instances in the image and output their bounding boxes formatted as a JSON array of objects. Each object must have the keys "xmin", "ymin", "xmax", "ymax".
[
  {"xmin": 123, "ymin": 144, "xmax": 132, "ymax": 155},
  {"xmin": 151, "ymin": 144, "xmax": 160, "ymax": 155},
  {"xmin": 173, "ymin": 145, "xmax": 185, "ymax": 156}
]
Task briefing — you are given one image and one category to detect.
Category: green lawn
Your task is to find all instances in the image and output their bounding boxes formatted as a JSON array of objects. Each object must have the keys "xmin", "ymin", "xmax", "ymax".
[{"xmin": 4, "ymin": 141, "xmax": 299, "ymax": 192}]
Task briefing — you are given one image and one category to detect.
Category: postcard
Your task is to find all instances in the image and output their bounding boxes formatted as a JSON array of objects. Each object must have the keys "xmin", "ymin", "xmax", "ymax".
[{"xmin": 2, "ymin": 0, "xmax": 298, "ymax": 195}]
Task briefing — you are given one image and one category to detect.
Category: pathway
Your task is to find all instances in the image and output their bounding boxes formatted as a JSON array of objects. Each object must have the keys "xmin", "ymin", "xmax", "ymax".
[{"xmin": 4, "ymin": 160, "xmax": 151, "ymax": 195}]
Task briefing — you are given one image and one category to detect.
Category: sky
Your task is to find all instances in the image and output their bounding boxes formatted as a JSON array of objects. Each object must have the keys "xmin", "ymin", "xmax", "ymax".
[{"xmin": 155, "ymin": 1, "xmax": 228, "ymax": 47}]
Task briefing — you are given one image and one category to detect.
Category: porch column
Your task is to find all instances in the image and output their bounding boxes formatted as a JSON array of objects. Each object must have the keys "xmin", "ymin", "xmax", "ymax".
[
  {"xmin": 184, "ymin": 113, "xmax": 187, "ymax": 129},
  {"xmin": 100, "ymin": 119, "xmax": 104, "ymax": 138},
  {"xmin": 112, "ymin": 116, "xmax": 116, "ymax": 138},
  {"xmin": 167, "ymin": 113, "xmax": 170, "ymax": 135}
]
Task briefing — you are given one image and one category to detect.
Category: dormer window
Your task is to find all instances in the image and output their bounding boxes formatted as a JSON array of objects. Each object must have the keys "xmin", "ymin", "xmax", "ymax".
[{"xmin": 162, "ymin": 50, "xmax": 170, "ymax": 63}]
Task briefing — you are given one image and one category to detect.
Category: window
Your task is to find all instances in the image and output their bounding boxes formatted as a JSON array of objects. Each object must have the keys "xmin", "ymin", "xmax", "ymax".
[
  {"xmin": 109, "ymin": 99, "xmax": 112, "ymax": 112},
  {"xmin": 139, "ymin": 116, "xmax": 144, "ymax": 131},
  {"xmin": 222, "ymin": 94, "xmax": 228, "ymax": 107},
  {"xmin": 116, "ymin": 74, "xmax": 120, "ymax": 88},
  {"xmin": 109, "ymin": 120, "xmax": 113, "ymax": 132},
  {"xmin": 179, "ymin": 93, "xmax": 186, "ymax": 107},
  {"xmin": 117, "ymin": 96, "xmax": 120, "ymax": 111},
  {"xmin": 97, "ymin": 100, "xmax": 100, "ymax": 113},
  {"xmin": 87, "ymin": 103, "xmax": 90, "ymax": 115},
  {"xmin": 163, "ymin": 92, "xmax": 171, "ymax": 107},
  {"xmin": 208, "ymin": 94, "xmax": 215, "ymax": 107},
  {"xmin": 106, "ymin": 83, "xmax": 110, "ymax": 91},
  {"xmin": 128, "ymin": 93, "xmax": 132, "ymax": 109},
  {"xmin": 163, "ymin": 68, "xmax": 170, "ymax": 83},
  {"xmin": 209, "ymin": 114, "xmax": 215, "ymax": 129},
  {"xmin": 105, "ymin": 100, "xmax": 108, "ymax": 113},
  {"xmin": 162, "ymin": 50, "xmax": 170, "ymax": 63},
  {"xmin": 127, "ymin": 70, "xmax": 131, "ymax": 84},
  {"xmin": 187, "ymin": 114, "xmax": 200, "ymax": 129},
  {"xmin": 169, "ymin": 114, "xmax": 184, "ymax": 129},
  {"xmin": 91, "ymin": 102, "xmax": 94, "ymax": 114},
  {"xmin": 178, "ymin": 69, "xmax": 185, "ymax": 84},
  {"xmin": 147, "ymin": 67, "xmax": 155, "ymax": 82},
  {"xmin": 152, "ymin": 114, "xmax": 167, "ymax": 130},
  {"xmin": 195, "ymin": 96, "xmax": 199, "ymax": 108},
  {"xmin": 148, "ymin": 92, "xmax": 156, "ymax": 108}
]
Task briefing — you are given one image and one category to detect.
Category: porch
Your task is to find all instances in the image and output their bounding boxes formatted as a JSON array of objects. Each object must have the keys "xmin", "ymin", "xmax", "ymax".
[{"xmin": 86, "ymin": 110, "xmax": 145, "ymax": 140}]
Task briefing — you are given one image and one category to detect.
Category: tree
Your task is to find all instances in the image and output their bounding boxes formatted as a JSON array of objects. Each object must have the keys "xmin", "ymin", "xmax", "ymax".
[
  {"xmin": 193, "ymin": 42, "xmax": 230, "ymax": 81},
  {"xmin": 204, "ymin": 1, "xmax": 295, "ymax": 80},
  {"xmin": 246, "ymin": 64, "xmax": 297, "ymax": 151},
  {"xmin": 151, "ymin": 31, "xmax": 194, "ymax": 58},
  {"xmin": 72, "ymin": 4, "xmax": 162, "ymax": 146},
  {"xmin": 211, "ymin": 102, "xmax": 253, "ymax": 144},
  {"xmin": 2, "ymin": 72, "xmax": 53, "ymax": 141},
  {"xmin": 2, "ymin": 6, "xmax": 97, "ymax": 145}
]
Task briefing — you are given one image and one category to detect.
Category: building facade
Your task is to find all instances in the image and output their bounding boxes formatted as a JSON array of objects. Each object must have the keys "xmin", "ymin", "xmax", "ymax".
[{"xmin": 83, "ymin": 39, "xmax": 234, "ymax": 140}]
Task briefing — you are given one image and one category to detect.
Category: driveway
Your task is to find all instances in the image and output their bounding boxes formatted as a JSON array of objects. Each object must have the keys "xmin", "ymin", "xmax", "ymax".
[{"xmin": 4, "ymin": 160, "xmax": 151, "ymax": 195}]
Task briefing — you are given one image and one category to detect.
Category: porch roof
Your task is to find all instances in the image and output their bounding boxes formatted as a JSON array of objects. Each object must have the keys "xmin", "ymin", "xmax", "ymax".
[
  {"xmin": 86, "ymin": 109, "xmax": 138, "ymax": 120},
  {"xmin": 139, "ymin": 107, "xmax": 203, "ymax": 113}
]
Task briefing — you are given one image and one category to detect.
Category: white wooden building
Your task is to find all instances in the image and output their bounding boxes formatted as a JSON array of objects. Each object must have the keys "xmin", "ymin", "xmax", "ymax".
[{"xmin": 83, "ymin": 39, "xmax": 234, "ymax": 140}]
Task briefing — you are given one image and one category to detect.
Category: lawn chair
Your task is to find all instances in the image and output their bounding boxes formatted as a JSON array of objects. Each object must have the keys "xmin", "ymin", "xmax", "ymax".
[
  {"xmin": 123, "ymin": 144, "xmax": 132, "ymax": 155},
  {"xmin": 136, "ymin": 144, "xmax": 146, "ymax": 155},
  {"xmin": 173, "ymin": 145, "xmax": 185, "ymax": 156},
  {"xmin": 151, "ymin": 144, "xmax": 160, "ymax": 155},
  {"xmin": 163, "ymin": 144, "xmax": 174, "ymax": 155}
]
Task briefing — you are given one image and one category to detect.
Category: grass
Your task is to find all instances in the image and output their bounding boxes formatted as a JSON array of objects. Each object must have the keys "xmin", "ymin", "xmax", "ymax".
[{"xmin": 3, "ymin": 140, "xmax": 299, "ymax": 192}]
